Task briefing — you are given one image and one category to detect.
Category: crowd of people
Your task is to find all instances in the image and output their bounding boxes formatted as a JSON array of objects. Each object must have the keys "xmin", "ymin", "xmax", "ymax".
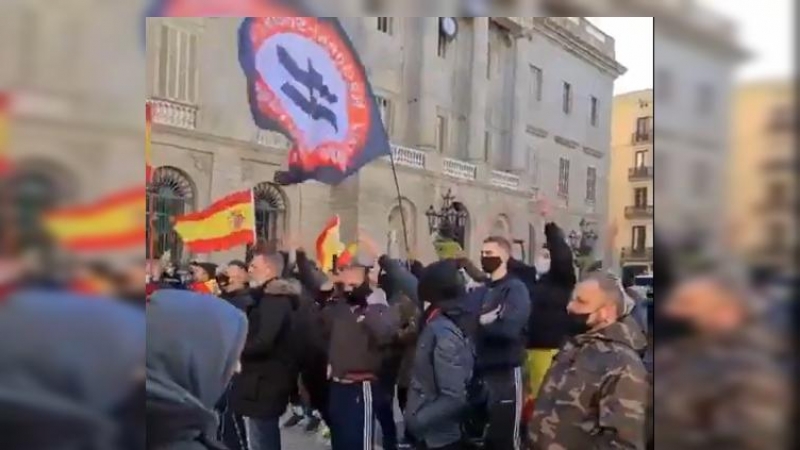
[{"xmin": 143, "ymin": 221, "xmax": 788, "ymax": 450}]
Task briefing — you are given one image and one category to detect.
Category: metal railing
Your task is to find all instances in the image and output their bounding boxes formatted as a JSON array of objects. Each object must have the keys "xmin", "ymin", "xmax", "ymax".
[
  {"xmin": 147, "ymin": 98, "xmax": 198, "ymax": 130},
  {"xmin": 490, "ymin": 170, "xmax": 521, "ymax": 190},
  {"xmin": 442, "ymin": 157, "xmax": 477, "ymax": 181},
  {"xmin": 631, "ymin": 132, "xmax": 653, "ymax": 144},
  {"xmin": 628, "ymin": 166, "xmax": 653, "ymax": 180},
  {"xmin": 621, "ymin": 246, "xmax": 653, "ymax": 261},
  {"xmin": 625, "ymin": 205, "xmax": 654, "ymax": 219},
  {"xmin": 389, "ymin": 144, "xmax": 426, "ymax": 169}
]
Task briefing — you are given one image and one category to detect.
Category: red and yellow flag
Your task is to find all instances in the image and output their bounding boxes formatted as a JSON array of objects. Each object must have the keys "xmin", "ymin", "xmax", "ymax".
[
  {"xmin": 146, "ymin": 103, "xmax": 153, "ymax": 184},
  {"xmin": 44, "ymin": 186, "xmax": 146, "ymax": 251},
  {"xmin": 335, "ymin": 243, "xmax": 359, "ymax": 270},
  {"xmin": 0, "ymin": 92, "xmax": 11, "ymax": 176},
  {"xmin": 315, "ymin": 215, "xmax": 345, "ymax": 273},
  {"xmin": 173, "ymin": 189, "xmax": 255, "ymax": 253}
]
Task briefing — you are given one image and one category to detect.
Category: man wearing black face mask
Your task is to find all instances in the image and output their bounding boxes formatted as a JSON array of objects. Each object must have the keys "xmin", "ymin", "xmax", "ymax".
[
  {"xmin": 465, "ymin": 236, "xmax": 531, "ymax": 450},
  {"xmin": 529, "ymin": 272, "xmax": 647, "ymax": 450},
  {"xmin": 323, "ymin": 252, "xmax": 400, "ymax": 450}
]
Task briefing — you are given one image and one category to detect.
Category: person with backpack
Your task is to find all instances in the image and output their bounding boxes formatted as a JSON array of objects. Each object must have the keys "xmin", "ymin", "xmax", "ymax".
[
  {"xmin": 229, "ymin": 249, "xmax": 302, "ymax": 450},
  {"xmin": 405, "ymin": 259, "xmax": 475, "ymax": 450}
]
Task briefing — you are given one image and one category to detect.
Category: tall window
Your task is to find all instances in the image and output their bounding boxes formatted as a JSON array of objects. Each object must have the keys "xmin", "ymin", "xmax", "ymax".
[
  {"xmin": 636, "ymin": 116, "xmax": 652, "ymax": 140},
  {"xmin": 558, "ymin": 158, "xmax": 570, "ymax": 197},
  {"xmin": 486, "ymin": 42, "xmax": 493, "ymax": 79},
  {"xmin": 586, "ymin": 167, "xmax": 597, "ymax": 202},
  {"xmin": 483, "ymin": 131, "xmax": 491, "ymax": 162},
  {"xmin": 590, "ymin": 96, "xmax": 599, "ymax": 126},
  {"xmin": 634, "ymin": 150, "xmax": 648, "ymax": 168},
  {"xmin": 436, "ymin": 114, "xmax": 448, "ymax": 153},
  {"xmin": 562, "ymin": 82, "xmax": 572, "ymax": 114},
  {"xmin": 375, "ymin": 95, "xmax": 393, "ymax": 135},
  {"xmin": 530, "ymin": 65, "xmax": 543, "ymax": 102},
  {"xmin": 253, "ymin": 182, "xmax": 286, "ymax": 244},
  {"xmin": 155, "ymin": 24, "xmax": 199, "ymax": 104},
  {"xmin": 632, "ymin": 225, "xmax": 647, "ymax": 251},
  {"xmin": 634, "ymin": 187, "xmax": 648, "ymax": 207},
  {"xmin": 531, "ymin": 152, "xmax": 540, "ymax": 186},
  {"xmin": 377, "ymin": 17, "xmax": 392, "ymax": 34},
  {"xmin": 146, "ymin": 167, "xmax": 195, "ymax": 261}
]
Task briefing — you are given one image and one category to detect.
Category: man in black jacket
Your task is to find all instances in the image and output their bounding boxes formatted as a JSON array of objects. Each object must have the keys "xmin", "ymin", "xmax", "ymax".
[
  {"xmin": 221, "ymin": 260, "xmax": 254, "ymax": 312},
  {"xmin": 526, "ymin": 222, "xmax": 577, "ymax": 401},
  {"xmin": 230, "ymin": 250, "xmax": 301, "ymax": 450}
]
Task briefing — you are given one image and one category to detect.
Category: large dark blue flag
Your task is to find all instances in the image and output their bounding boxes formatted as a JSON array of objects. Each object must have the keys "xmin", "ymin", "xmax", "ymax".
[{"xmin": 238, "ymin": 16, "xmax": 391, "ymax": 185}]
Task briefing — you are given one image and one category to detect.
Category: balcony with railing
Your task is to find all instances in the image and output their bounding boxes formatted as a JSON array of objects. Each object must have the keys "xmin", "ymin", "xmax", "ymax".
[
  {"xmin": 631, "ymin": 131, "xmax": 653, "ymax": 144},
  {"xmin": 625, "ymin": 205, "xmax": 654, "ymax": 219},
  {"xmin": 490, "ymin": 170, "xmax": 521, "ymax": 190},
  {"xmin": 628, "ymin": 166, "xmax": 654, "ymax": 181},
  {"xmin": 442, "ymin": 157, "xmax": 478, "ymax": 181},
  {"xmin": 146, "ymin": 98, "xmax": 198, "ymax": 130},
  {"xmin": 388, "ymin": 144, "xmax": 426, "ymax": 170},
  {"xmin": 622, "ymin": 246, "xmax": 654, "ymax": 262}
]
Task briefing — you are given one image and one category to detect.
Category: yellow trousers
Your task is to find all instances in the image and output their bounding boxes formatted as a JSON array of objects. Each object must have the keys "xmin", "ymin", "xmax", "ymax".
[{"xmin": 524, "ymin": 349, "xmax": 559, "ymax": 398}]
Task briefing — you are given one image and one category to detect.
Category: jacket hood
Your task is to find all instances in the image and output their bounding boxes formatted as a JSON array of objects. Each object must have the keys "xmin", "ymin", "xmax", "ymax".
[
  {"xmin": 264, "ymin": 278, "xmax": 302, "ymax": 296},
  {"xmin": 0, "ymin": 290, "xmax": 145, "ymax": 449},
  {"xmin": 578, "ymin": 315, "xmax": 647, "ymax": 352},
  {"xmin": 147, "ymin": 290, "xmax": 247, "ymax": 445}
]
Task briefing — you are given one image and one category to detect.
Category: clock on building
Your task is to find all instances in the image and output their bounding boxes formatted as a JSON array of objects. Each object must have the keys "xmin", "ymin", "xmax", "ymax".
[{"xmin": 440, "ymin": 17, "xmax": 458, "ymax": 40}]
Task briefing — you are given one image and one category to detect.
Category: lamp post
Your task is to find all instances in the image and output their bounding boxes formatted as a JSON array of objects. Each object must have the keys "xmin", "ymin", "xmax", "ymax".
[{"xmin": 425, "ymin": 189, "xmax": 468, "ymax": 246}]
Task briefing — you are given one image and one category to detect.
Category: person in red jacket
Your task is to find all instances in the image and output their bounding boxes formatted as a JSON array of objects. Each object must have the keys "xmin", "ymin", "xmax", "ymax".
[{"xmin": 189, "ymin": 262, "xmax": 220, "ymax": 295}]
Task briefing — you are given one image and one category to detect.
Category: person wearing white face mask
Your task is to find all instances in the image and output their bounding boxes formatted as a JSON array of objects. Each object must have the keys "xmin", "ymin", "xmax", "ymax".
[{"xmin": 523, "ymin": 222, "xmax": 577, "ymax": 410}]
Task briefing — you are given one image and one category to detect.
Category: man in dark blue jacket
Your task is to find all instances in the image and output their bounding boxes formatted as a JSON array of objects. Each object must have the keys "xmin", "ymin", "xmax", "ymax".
[
  {"xmin": 465, "ymin": 236, "xmax": 531, "ymax": 450},
  {"xmin": 405, "ymin": 259, "xmax": 474, "ymax": 450}
]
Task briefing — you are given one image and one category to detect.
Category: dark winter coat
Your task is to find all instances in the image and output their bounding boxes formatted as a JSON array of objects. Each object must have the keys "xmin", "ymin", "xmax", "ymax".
[
  {"xmin": 467, "ymin": 274, "xmax": 531, "ymax": 370},
  {"xmin": 405, "ymin": 305, "xmax": 475, "ymax": 449},
  {"xmin": 147, "ymin": 290, "xmax": 247, "ymax": 450},
  {"xmin": 527, "ymin": 222, "xmax": 577, "ymax": 349},
  {"xmin": 230, "ymin": 278, "xmax": 302, "ymax": 419},
  {"xmin": 378, "ymin": 256, "xmax": 421, "ymax": 384},
  {"xmin": 324, "ymin": 292, "xmax": 400, "ymax": 381},
  {"xmin": 220, "ymin": 287, "xmax": 254, "ymax": 312}
]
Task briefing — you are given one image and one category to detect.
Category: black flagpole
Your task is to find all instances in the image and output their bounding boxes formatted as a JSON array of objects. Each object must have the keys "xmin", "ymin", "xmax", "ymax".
[{"xmin": 387, "ymin": 148, "xmax": 410, "ymax": 257}]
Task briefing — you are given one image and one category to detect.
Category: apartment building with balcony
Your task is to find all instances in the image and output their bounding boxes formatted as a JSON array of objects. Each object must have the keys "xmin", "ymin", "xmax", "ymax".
[
  {"xmin": 609, "ymin": 90, "xmax": 654, "ymax": 275},
  {"xmin": 729, "ymin": 79, "xmax": 796, "ymax": 273}
]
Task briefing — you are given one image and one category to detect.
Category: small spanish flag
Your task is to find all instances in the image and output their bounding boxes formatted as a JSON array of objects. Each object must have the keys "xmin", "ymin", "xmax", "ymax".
[
  {"xmin": 0, "ymin": 92, "xmax": 11, "ymax": 176},
  {"xmin": 44, "ymin": 186, "xmax": 146, "ymax": 251},
  {"xmin": 335, "ymin": 243, "xmax": 360, "ymax": 270},
  {"xmin": 315, "ymin": 215, "xmax": 345, "ymax": 273},
  {"xmin": 173, "ymin": 189, "xmax": 256, "ymax": 253},
  {"xmin": 146, "ymin": 102, "xmax": 153, "ymax": 184}
]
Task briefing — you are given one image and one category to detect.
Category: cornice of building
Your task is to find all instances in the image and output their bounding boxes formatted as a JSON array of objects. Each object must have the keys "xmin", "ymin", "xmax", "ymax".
[{"xmin": 532, "ymin": 18, "xmax": 627, "ymax": 79}]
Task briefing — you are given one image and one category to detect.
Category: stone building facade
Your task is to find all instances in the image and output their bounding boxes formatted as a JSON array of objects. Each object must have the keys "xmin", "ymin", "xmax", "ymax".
[{"xmin": 142, "ymin": 16, "xmax": 624, "ymax": 265}]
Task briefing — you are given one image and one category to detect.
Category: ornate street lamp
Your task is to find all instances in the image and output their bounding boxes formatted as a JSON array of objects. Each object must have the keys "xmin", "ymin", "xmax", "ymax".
[{"xmin": 425, "ymin": 189, "xmax": 468, "ymax": 245}]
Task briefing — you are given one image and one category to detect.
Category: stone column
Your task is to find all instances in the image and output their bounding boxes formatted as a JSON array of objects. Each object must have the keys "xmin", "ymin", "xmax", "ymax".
[
  {"xmin": 509, "ymin": 34, "xmax": 529, "ymax": 172},
  {"xmin": 467, "ymin": 17, "xmax": 489, "ymax": 161},
  {"xmin": 410, "ymin": 17, "xmax": 439, "ymax": 151}
]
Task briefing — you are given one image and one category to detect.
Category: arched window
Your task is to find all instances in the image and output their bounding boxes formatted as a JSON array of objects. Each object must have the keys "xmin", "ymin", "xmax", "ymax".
[
  {"xmin": 146, "ymin": 166, "xmax": 194, "ymax": 262},
  {"xmin": 9, "ymin": 161, "xmax": 78, "ymax": 253},
  {"xmin": 451, "ymin": 201, "xmax": 469, "ymax": 250},
  {"xmin": 388, "ymin": 199, "xmax": 417, "ymax": 258},
  {"xmin": 253, "ymin": 182, "xmax": 287, "ymax": 244}
]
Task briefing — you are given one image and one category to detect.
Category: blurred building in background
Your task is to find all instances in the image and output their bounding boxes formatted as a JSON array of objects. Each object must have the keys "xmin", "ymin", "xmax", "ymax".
[
  {"xmin": 729, "ymin": 79, "xmax": 795, "ymax": 273},
  {"xmin": 608, "ymin": 89, "xmax": 653, "ymax": 277},
  {"xmin": 144, "ymin": 17, "xmax": 625, "ymax": 264},
  {"xmin": 552, "ymin": 0, "xmax": 748, "ymax": 270}
]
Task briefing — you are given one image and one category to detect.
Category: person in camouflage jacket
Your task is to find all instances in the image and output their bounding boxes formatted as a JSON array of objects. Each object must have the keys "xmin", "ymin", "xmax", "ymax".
[{"xmin": 529, "ymin": 272, "xmax": 648, "ymax": 450}]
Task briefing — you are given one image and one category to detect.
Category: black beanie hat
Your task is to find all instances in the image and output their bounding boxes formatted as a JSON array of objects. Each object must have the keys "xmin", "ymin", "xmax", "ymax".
[{"xmin": 418, "ymin": 259, "xmax": 465, "ymax": 305}]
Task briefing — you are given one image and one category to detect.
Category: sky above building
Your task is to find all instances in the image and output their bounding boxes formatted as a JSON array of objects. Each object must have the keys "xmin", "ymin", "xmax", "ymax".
[{"xmin": 590, "ymin": 0, "xmax": 792, "ymax": 94}]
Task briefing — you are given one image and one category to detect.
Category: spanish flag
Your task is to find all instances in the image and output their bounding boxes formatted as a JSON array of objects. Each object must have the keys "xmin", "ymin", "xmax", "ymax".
[
  {"xmin": 173, "ymin": 189, "xmax": 255, "ymax": 253},
  {"xmin": 0, "ymin": 92, "xmax": 11, "ymax": 176},
  {"xmin": 44, "ymin": 186, "xmax": 146, "ymax": 251},
  {"xmin": 335, "ymin": 243, "xmax": 359, "ymax": 270},
  {"xmin": 315, "ymin": 215, "xmax": 345, "ymax": 273},
  {"xmin": 146, "ymin": 102, "xmax": 153, "ymax": 184}
]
